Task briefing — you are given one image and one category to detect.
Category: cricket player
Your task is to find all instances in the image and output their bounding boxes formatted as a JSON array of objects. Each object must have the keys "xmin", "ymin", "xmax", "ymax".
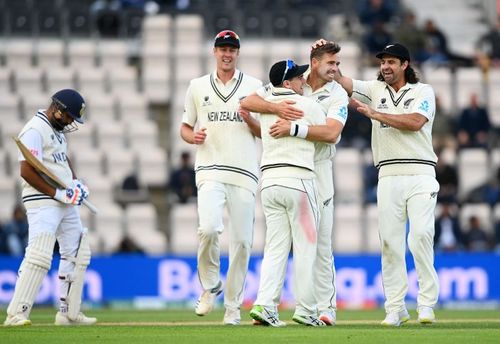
[
  {"xmin": 335, "ymin": 43, "xmax": 440, "ymax": 326},
  {"xmin": 241, "ymin": 42, "xmax": 349, "ymax": 325},
  {"xmin": 249, "ymin": 59, "xmax": 326, "ymax": 327},
  {"xmin": 180, "ymin": 30, "xmax": 262, "ymax": 325},
  {"xmin": 4, "ymin": 89, "xmax": 96, "ymax": 326}
]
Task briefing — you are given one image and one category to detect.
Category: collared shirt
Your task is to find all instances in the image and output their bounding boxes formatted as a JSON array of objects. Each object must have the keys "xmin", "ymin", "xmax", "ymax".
[{"xmin": 352, "ymin": 79, "xmax": 437, "ymax": 177}]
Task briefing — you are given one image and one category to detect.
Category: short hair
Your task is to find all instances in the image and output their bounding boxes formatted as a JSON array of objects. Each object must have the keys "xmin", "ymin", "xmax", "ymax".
[{"xmin": 310, "ymin": 42, "xmax": 341, "ymax": 61}]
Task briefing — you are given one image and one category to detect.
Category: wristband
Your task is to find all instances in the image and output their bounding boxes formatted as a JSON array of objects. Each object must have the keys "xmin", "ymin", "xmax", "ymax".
[
  {"xmin": 290, "ymin": 123, "xmax": 308, "ymax": 139},
  {"xmin": 296, "ymin": 124, "xmax": 308, "ymax": 139}
]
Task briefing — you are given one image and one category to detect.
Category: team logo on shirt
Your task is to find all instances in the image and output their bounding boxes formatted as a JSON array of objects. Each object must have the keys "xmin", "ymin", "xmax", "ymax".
[
  {"xmin": 202, "ymin": 96, "xmax": 212, "ymax": 106},
  {"xmin": 377, "ymin": 98, "xmax": 389, "ymax": 110},
  {"xmin": 403, "ymin": 98, "xmax": 414, "ymax": 108}
]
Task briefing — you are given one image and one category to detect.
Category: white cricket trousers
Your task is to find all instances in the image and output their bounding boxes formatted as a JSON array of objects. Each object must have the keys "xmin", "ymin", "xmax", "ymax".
[
  {"xmin": 313, "ymin": 159, "xmax": 336, "ymax": 312},
  {"xmin": 196, "ymin": 181, "xmax": 255, "ymax": 310},
  {"xmin": 26, "ymin": 205, "xmax": 84, "ymax": 300},
  {"xmin": 377, "ymin": 175, "xmax": 440, "ymax": 313},
  {"xmin": 255, "ymin": 178, "xmax": 319, "ymax": 317}
]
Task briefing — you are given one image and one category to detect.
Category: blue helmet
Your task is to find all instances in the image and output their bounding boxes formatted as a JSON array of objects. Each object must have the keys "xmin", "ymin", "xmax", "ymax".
[{"xmin": 51, "ymin": 89, "xmax": 86, "ymax": 124}]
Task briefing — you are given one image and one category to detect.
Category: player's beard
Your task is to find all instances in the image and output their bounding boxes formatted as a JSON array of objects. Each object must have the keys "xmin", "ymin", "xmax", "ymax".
[{"xmin": 52, "ymin": 117, "xmax": 66, "ymax": 132}]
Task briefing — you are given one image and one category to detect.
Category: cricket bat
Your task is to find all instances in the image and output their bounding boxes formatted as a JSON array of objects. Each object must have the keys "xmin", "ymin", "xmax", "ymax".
[{"xmin": 13, "ymin": 137, "xmax": 98, "ymax": 214}]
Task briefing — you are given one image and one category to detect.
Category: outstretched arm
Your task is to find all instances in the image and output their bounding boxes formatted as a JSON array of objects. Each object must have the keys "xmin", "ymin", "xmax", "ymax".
[{"xmin": 351, "ymin": 98, "xmax": 427, "ymax": 131}]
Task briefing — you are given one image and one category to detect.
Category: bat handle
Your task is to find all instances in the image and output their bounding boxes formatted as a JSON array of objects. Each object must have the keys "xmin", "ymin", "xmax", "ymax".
[{"xmin": 83, "ymin": 199, "xmax": 98, "ymax": 214}]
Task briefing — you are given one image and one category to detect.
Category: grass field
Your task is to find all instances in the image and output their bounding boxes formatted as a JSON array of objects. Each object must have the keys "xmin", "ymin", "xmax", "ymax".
[{"xmin": 1, "ymin": 308, "xmax": 499, "ymax": 343}]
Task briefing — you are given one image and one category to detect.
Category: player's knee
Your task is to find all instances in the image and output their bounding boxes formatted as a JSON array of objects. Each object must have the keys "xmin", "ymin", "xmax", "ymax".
[
  {"xmin": 197, "ymin": 226, "xmax": 220, "ymax": 239},
  {"xmin": 25, "ymin": 232, "xmax": 56, "ymax": 270}
]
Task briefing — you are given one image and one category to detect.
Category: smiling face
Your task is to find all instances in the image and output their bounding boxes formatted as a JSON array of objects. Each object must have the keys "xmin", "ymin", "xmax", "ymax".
[
  {"xmin": 213, "ymin": 45, "xmax": 239, "ymax": 73},
  {"xmin": 379, "ymin": 55, "xmax": 408, "ymax": 88},
  {"xmin": 312, "ymin": 52, "xmax": 340, "ymax": 83}
]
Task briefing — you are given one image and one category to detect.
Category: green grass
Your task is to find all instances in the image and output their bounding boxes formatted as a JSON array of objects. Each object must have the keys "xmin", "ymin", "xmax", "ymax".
[{"xmin": 1, "ymin": 308, "xmax": 499, "ymax": 343}]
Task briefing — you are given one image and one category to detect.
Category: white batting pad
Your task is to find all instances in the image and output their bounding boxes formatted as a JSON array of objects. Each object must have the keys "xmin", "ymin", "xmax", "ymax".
[{"xmin": 7, "ymin": 232, "xmax": 56, "ymax": 317}]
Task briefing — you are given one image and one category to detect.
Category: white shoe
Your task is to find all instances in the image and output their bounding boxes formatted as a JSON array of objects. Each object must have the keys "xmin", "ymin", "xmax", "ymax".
[
  {"xmin": 319, "ymin": 309, "xmax": 336, "ymax": 326},
  {"xmin": 292, "ymin": 314, "xmax": 326, "ymax": 327},
  {"xmin": 195, "ymin": 281, "xmax": 223, "ymax": 316},
  {"xmin": 417, "ymin": 306, "xmax": 435, "ymax": 324},
  {"xmin": 381, "ymin": 309, "xmax": 410, "ymax": 326},
  {"xmin": 4, "ymin": 314, "xmax": 31, "ymax": 327},
  {"xmin": 54, "ymin": 311, "xmax": 97, "ymax": 326},
  {"xmin": 250, "ymin": 305, "xmax": 286, "ymax": 327},
  {"xmin": 223, "ymin": 308, "xmax": 241, "ymax": 325}
]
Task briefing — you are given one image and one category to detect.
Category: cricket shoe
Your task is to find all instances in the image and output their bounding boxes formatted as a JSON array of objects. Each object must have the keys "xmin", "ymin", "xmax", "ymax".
[
  {"xmin": 381, "ymin": 309, "xmax": 410, "ymax": 327},
  {"xmin": 195, "ymin": 281, "xmax": 223, "ymax": 316},
  {"xmin": 319, "ymin": 309, "xmax": 336, "ymax": 326},
  {"xmin": 417, "ymin": 306, "xmax": 436, "ymax": 324},
  {"xmin": 55, "ymin": 311, "xmax": 97, "ymax": 326},
  {"xmin": 223, "ymin": 308, "xmax": 241, "ymax": 325},
  {"xmin": 4, "ymin": 314, "xmax": 31, "ymax": 327},
  {"xmin": 292, "ymin": 314, "xmax": 326, "ymax": 327},
  {"xmin": 250, "ymin": 305, "xmax": 286, "ymax": 327}
]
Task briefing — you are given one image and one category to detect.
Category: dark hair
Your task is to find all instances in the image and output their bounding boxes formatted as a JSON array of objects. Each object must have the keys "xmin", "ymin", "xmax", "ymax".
[
  {"xmin": 310, "ymin": 42, "xmax": 341, "ymax": 61},
  {"xmin": 377, "ymin": 59, "xmax": 419, "ymax": 84}
]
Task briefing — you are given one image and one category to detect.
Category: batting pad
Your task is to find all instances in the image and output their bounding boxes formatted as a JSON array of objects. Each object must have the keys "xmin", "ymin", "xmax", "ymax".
[
  {"xmin": 65, "ymin": 229, "xmax": 91, "ymax": 320},
  {"xmin": 7, "ymin": 232, "xmax": 56, "ymax": 316}
]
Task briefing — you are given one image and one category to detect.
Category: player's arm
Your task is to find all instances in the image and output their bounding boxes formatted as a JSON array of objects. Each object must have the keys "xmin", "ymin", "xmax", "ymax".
[
  {"xmin": 180, "ymin": 84, "xmax": 207, "ymax": 145},
  {"xmin": 239, "ymin": 106, "xmax": 261, "ymax": 138},
  {"xmin": 351, "ymin": 98, "xmax": 427, "ymax": 131},
  {"xmin": 334, "ymin": 69, "xmax": 354, "ymax": 97},
  {"xmin": 180, "ymin": 123, "xmax": 207, "ymax": 145},
  {"xmin": 20, "ymin": 160, "xmax": 57, "ymax": 197},
  {"xmin": 19, "ymin": 130, "xmax": 58, "ymax": 197},
  {"xmin": 240, "ymin": 92, "xmax": 303, "ymax": 120},
  {"xmin": 269, "ymin": 118, "xmax": 342, "ymax": 143}
]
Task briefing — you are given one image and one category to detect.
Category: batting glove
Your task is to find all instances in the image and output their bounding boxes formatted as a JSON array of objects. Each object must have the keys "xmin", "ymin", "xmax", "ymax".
[
  {"xmin": 54, "ymin": 183, "xmax": 86, "ymax": 206},
  {"xmin": 73, "ymin": 179, "xmax": 90, "ymax": 199}
]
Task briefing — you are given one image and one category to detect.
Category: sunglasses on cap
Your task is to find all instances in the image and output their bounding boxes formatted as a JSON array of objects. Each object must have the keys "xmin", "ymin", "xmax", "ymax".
[
  {"xmin": 281, "ymin": 59, "xmax": 298, "ymax": 84},
  {"xmin": 214, "ymin": 30, "xmax": 240, "ymax": 40}
]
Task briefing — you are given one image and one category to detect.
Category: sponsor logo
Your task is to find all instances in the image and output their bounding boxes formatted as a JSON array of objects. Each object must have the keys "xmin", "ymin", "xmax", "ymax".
[
  {"xmin": 377, "ymin": 98, "xmax": 389, "ymax": 110},
  {"xmin": 418, "ymin": 100, "xmax": 429, "ymax": 113},
  {"xmin": 202, "ymin": 96, "xmax": 212, "ymax": 106}
]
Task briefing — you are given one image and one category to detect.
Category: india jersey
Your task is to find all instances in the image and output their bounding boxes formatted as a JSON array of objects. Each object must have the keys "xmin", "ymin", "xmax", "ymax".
[
  {"xmin": 352, "ymin": 80, "xmax": 437, "ymax": 177},
  {"xmin": 183, "ymin": 69, "xmax": 262, "ymax": 193},
  {"xmin": 18, "ymin": 111, "xmax": 73, "ymax": 209}
]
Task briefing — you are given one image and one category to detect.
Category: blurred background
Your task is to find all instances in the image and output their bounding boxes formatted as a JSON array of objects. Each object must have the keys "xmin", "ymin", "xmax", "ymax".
[{"xmin": 1, "ymin": 0, "xmax": 500, "ymax": 310}]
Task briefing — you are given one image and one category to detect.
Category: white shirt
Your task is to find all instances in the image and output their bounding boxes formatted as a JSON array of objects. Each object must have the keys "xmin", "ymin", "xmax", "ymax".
[
  {"xmin": 183, "ymin": 69, "xmax": 262, "ymax": 193},
  {"xmin": 352, "ymin": 79, "xmax": 437, "ymax": 177}
]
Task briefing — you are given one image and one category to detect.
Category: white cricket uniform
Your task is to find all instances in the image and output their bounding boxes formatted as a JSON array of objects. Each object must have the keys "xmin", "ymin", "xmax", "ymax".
[
  {"xmin": 254, "ymin": 87, "xmax": 325, "ymax": 317},
  {"xmin": 9, "ymin": 110, "xmax": 85, "ymax": 315},
  {"xmin": 352, "ymin": 79, "xmax": 440, "ymax": 313},
  {"xmin": 257, "ymin": 76, "xmax": 349, "ymax": 313},
  {"xmin": 183, "ymin": 69, "xmax": 262, "ymax": 310}
]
